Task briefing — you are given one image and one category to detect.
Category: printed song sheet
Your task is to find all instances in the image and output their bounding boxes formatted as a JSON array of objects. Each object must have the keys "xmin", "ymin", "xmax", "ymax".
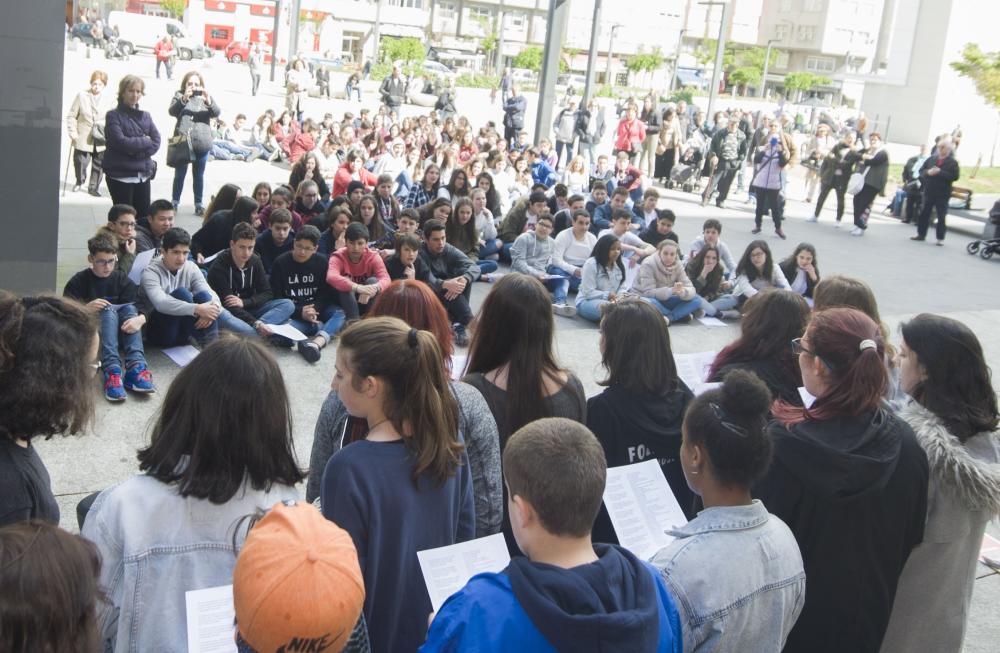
[
  {"xmin": 418, "ymin": 533, "xmax": 511, "ymax": 611},
  {"xmin": 185, "ymin": 585, "xmax": 236, "ymax": 653},
  {"xmin": 603, "ymin": 459, "xmax": 689, "ymax": 561}
]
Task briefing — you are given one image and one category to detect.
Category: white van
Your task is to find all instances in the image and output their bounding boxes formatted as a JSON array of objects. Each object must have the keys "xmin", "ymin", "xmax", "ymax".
[{"xmin": 107, "ymin": 11, "xmax": 210, "ymax": 60}]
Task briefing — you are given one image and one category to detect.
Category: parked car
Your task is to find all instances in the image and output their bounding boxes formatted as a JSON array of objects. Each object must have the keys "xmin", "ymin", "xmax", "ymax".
[
  {"xmin": 106, "ymin": 10, "xmax": 209, "ymax": 59},
  {"xmin": 225, "ymin": 40, "xmax": 274, "ymax": 64},
  {"xmin": 511, "ymin": 67, "xmax": 539, "ymax": 90},
  {"xmin": 393, "ymin": 59, "xmax": 457, "ymax": 81}
]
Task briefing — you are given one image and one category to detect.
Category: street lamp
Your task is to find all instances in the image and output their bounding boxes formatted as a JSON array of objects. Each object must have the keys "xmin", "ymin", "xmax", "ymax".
[
  {"xmin": 605, "ymin": 23, "xmax": 622, "ymax": 86},
  {"xmin": 698, "ymin": 1, "xmax": 731, "ymax": 122},
  {"xmin": 759, "ymin": 38, "xmax": 779, "ymax": 98},
  {"xmin": 667, "ymin": 29, "xmax": 687, "ymax": 94}
]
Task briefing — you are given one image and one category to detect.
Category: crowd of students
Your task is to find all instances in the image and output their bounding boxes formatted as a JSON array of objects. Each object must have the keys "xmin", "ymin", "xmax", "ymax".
[{"xmin": 4, "ymin": 70, "xmax": 995, "ymax": 653}]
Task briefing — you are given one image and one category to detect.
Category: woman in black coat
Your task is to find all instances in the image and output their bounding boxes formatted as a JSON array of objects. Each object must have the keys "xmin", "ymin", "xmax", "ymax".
[
  {"xmin": 103, "ymin": 75, "xmax": 160, "ymax": 220},
  {"xmin": 850, "ymin": 132, "xmax": 889, "ymax": 236}
]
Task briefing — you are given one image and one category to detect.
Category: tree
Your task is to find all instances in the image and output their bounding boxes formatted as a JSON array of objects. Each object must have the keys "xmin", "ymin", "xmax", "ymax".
[
  {"xmin": 728, "ymin": 67, "xmax": 761, "ymax": 95},
  {"xmin": 951, "ymin": 43, "xmax": 1000, "ymax": 109},
  {"xmin": 159, "ymin": 0, "xmax": 186, "ymax": 19},
  {"xmin": 476, "ymin": 16, "xmax": 498, "ymax": 72},
  {"xmin": 626, "ymin": 48, "xmax": 665, "ymax": 88},
  {"xmin": 513, "ymin": 45, "xmax": 543, "ymax": 72},
  {"xmin": 726, "ymin": 46, "xmax": 781, "ymax": 95},
  {"xmin": 783, "ymin": 71, "xmax": 831, "ymax": 100},
  {"xmin": 381, "ymin": 36, "xmax": 425, "ymax": 65}
]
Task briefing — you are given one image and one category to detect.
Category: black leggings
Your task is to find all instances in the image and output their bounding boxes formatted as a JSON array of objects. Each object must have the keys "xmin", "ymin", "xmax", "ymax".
[
  {"xmin": 853, "ymin": 185, "xmax": 879, "ymax": 230},
  {"xmin": 106, "ymin": 178, "xmax": 151, "ymax": 220},
  {"xmin": 815, "ymin": 182, "xmax": 845, "ymax": 221}
]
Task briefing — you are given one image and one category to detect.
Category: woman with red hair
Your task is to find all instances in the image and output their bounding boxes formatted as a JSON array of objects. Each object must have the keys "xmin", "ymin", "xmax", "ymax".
[
  {"xmin": 754, "ymin": 307, "xmax": 929, "ymax": 653},
  {"xmin": 307, "ymin": 279, "xmax": 502, "ymax": 539}
]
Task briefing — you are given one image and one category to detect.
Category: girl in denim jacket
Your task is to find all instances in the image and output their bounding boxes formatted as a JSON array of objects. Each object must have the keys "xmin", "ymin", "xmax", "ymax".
[{"xmin": 652, "ymin": 370, "xmax": 806, "ymax": 653}]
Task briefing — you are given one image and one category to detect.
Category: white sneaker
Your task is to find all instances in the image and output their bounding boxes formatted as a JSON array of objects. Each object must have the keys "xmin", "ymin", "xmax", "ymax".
[
  {"xmin": 850, "ymin": 227, "xmax": 864, "ymax": 236},
  {"xmin": 552, "ymin": 303, "xmax": 577, "ymax": 317},
  {"xmin": 834, "ymin": 221, "xmax": 842, "ymax": 229},
  {"xmin": 806, "ymin": 215, "xmax": 819, "ymax": 223}
]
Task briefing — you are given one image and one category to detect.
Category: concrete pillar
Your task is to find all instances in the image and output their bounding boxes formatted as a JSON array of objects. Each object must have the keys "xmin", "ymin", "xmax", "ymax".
[{"xmin": 0, "ymin": 3, "xmax": 65, "ymax": 293}]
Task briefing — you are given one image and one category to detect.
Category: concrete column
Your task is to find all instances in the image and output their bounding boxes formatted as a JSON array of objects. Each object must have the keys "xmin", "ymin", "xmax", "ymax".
[{"xmin": 0, "ymin": 3, "xmax": 65, "ymax": 293}]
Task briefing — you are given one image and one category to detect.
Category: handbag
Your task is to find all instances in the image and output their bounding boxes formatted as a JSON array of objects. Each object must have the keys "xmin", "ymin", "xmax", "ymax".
[
  {"xmin": 90, "ymin": 123, "xmax": 106, "ymax": 147},
  {"xmin": 847, "ymin": 168, "xmax": 868, "ymax": 195},
  {"xmin": 166, "ymin": 131, "xmax": 194, "ymax": 168}
]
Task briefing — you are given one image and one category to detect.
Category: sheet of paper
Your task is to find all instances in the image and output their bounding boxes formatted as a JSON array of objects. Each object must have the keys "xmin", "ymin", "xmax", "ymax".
[
  {"xmin": 201, "ymin": 250, "xmax": 223, "ymax": 265},
  {"xmin": 980, "ymin": 533, "xmax": 1000, "ymax": 570},
  {"xmin": 798, "ymin": 386, "xmax": 817, "ymax": 409},
  {"xmin": 163, "ymin": 345, "xmax": 200, "ymax": 367},
  {"xmin": 450, "ymin": 354, "xmax": 468, "ymax": 381},
  {"xmin": 697, "ymin": 316, "xmax": 728, "ymax": 327},
  {"xmin": 417, "ymin": 533, "xmax": 511, "ymax": 612},
  {"xmin": 673, "ymin": 351, "xmax": 718, "ymax": 391},
  {"xmin": 128, "ymin": 248, "xmax": 156, "ymax": 285},
  {"xmin": 265, "ymin": 323, "xmax": 309, "ymax": 341},
  {"xmin": 185, "ymin": 585, "xmax": 236, "ymax": 653},
  {"xmin": 603, "ymin": 459, "xmax": 689, "ymax": 561}
]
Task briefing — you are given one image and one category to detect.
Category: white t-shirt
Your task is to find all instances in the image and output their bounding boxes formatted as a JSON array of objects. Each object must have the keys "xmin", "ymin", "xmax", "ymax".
[{"xmin": 553, "ymin": 228, "xmax": 597, "ymax": 271}]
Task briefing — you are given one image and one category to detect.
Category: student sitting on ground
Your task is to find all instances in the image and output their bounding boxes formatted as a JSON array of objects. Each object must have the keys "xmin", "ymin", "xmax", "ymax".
[
  {"xmin": 322, "ymin": 317, "xmax": 475, "ymax": 653},
  {"xmin": 419, "ymin": 219, "xmax": 481, "ymax": 346},
  {"xmin": 689, "ymin": 219, "xmax": 737, "ymax": 274},
  {"xmin": 632, "ymin": 187, "xmax": 662, "ymax": 228},
  {"xmin": 707, "ymin": 290, "xmax": 809, "ymax": 405},
  {"xmin": 585, "ymin": 181, "xmax": 609, "ymax": 227},
  {"xmin": 64, "ymin": 234, "xmax": 155, "ymax": 402},
  {"xmin": 640, "ymin": 209, "xmax": 679, "ymax": 248},
  {"xmin": 191, "ymin": 196, "xmax": 259, "ymax": 265},
  {"xmin": 420, "ymin": 417, "xmax": 682, "ymax": 652},
  {"xmin": 550, "ymin": 208, "xmax": 596, "ymax": 294},
  {"xmin": 326, "ymin": 222, "xmax": 391, "ymax": 321},
  {"xmin": 373, "ymin": 173, "xmax": 402, "ymax": 229},
  {"xmin": 291, "ymin": 179, "xmax": 326, "ymax": 226},
  {"xmin": 588, "ymin": 299, "xmax": 696, "ymax": 545},
  {"xmin": 100, "ymin": 204, "xmax": 139, "ymax": 274},
  {"xmin": 385, "ymin": 233, "xmax": 431, "ymax": 283},
  {"xmin": 257, "ymin": 186, "xmax": 304, "ymax": 232},
  {"xmin": 511, "ymin": 214, "xmax": 576, "ymax": 317},
  {"xmin": 139, "ymin": 227, "xmax": 221, "ymax": 346},
  {"xmin": 254, "ymin": 207, "xmax": 294, "ymax": 274},
  {"xmin": 498, "ymin": 190, "xmax": 549, "ymax": 260},
  {"xmin": 270, "ymin": 226, "xmax": 345, "ymax": 364},
  {"xmin": 732, "ymin": 240, "xmax": 792, "ymax": 303},
  {"xmin": 354, "ymin": 194, "xmax": 396, "ymax": 251},
  {"xmin": 135, "ymin": 199, "xmax": 175, "ymax": 253},
  {"xmin": 551, "ymin": 193, "xmax": 586, "ymax": 234},
  {"xmin": 632, "ymin": 240, "xmax": 701, "ymax": 325},
  {"xmin": 599, "ymin": 209, "xmax": 656, "ymax": 265},
  {"xmin": 318, "ymin": 205, "xmax": 353, "ymax": 256},
  {"xmin": 233, "ymin": 501, "xmax": 369, "ymax": 653},
  {"xmin": 685, "ymin": 245, "xmax": 740, "ymax": 320},
  {"xmin": 779, "ymin": 243, "xmax": 821, "ymax": 307},
  {"xmin": 575, "ymin": 234, "xmax": 626, "ymax": 323},
  {"xmin": 207, "ymin": 223, "xmax": 295, "ymax": 339},
  {"xmin": 592, "ymin": 186, "xmax": 638, "ymax": 234},
  {"xmin": 652, "ymin": 370, "xmax": 806, "ymax": 652},
  {"xmin": 82, "ymin": 337, "xmax": 302, "ymax": 652},
  {"xmin": 446, "ymin": 197, "xmax": 496, "ymax": 277}
]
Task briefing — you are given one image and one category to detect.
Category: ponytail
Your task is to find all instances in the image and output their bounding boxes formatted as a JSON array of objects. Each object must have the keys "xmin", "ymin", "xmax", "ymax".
[
  {"xmin": 339, "ymin": 317, "xmax": 463, "ymax": 486},
  {"xmin": 773, "ymin": 308, "xmax": 887, "ymax": 425}
]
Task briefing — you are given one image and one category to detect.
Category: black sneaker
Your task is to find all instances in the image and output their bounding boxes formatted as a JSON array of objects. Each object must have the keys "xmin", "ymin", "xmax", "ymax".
[
  {"xmin": 751, "ymin": 227, "xmax": 762, "ymax": 235},
  {"xmin": 297, "ymin": 340, "xmax": 321, "ymax": 363},
  {"xmin": 194, "ymin": 205, "xmax": 205, "ymax": 217},
  {"xmin": 453, "ymin": 324, "xmax": 469, "ymax": 348}
]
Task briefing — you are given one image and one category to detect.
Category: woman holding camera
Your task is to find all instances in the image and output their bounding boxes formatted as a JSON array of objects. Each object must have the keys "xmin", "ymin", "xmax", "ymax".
[{"xmin": 168, "ymin": 71, "xmax": 220, "ymax": 217}]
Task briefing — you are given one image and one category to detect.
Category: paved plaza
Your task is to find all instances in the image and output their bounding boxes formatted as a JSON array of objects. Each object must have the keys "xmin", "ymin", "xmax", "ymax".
[{"xmin": 50, "ymin": 49, "xmax": 1000, "ymax": 650}]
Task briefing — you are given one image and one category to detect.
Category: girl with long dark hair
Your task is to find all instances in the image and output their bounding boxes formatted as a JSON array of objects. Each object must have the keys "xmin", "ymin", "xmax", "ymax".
[
  {"xmin": 685, "ymin": 245, "xmax": 740, "ymax": 319},
  {"xmin": 575, "ymin": 234, "xmax": 626, "ymax": 323},
  {"xmin": 732, "ymin": 240, "xmax": 791, "ymax": 303}
]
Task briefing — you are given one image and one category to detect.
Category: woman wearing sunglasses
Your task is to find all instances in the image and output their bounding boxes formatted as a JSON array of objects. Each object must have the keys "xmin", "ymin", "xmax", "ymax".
[{"xmin": 755, "ymin": 307, "xmax": 930, "ymax": 653}]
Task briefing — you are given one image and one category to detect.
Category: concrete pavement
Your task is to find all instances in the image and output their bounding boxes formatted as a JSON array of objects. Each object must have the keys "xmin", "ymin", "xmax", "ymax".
[{"xmin": 47, "ymin": 47, "xmax": 1000, "ymax": 651}]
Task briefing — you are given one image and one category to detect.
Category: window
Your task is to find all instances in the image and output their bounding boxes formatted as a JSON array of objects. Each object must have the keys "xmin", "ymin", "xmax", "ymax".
[
  {"xmin": 468, "ymin": 6, "xmax": 495, "ymax": 21},
  {"xmin": 509, "ymin": 12, "xmax": 526, "ymax": 28},
  {"xmin": 774, "ymin": 24, "xmax": 790, "ymax": 40},
  {"xmin": 805, "ymin": 56, "xmax": 835, "ymax": 73},
  {"xmin": 797, "ymin": 25, "xmax": 816, "ymax": 41},
  {"xmin": 773, "ymin": 50, "xmax": 790, "ymax": 70},
  {"xmin": 438, "ymin": 2, "xmax": 456, "ymax": 18},
  {"xmin": 389, "ymin": 0, "xmax": 423, "ymax": 7}
]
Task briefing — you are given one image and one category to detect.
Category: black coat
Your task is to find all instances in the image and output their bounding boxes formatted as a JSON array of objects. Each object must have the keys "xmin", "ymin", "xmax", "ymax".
[
  {"xmin": 918, "ymin": 153, "xmax": 960, "ymax": 197},
  {"xmin": 503, "ymin": 94, "xmax": 527, "ymax": 130},
  {"xmin": 755, "ymin": 410, "xmax": 929, "ymax": 653}
]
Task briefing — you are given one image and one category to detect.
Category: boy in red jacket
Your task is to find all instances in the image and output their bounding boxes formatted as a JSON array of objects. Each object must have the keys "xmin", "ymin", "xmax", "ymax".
[{"xmin": 326, "ymin": 222, "xmax": 390, "ymax": 320}]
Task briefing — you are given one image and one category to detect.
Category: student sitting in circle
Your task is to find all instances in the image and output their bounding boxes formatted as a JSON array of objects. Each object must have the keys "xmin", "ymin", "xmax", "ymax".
[
  {"xmin": 779, "ymin": 243, "xmax": 820, "ymax": 307},
  {"xmin": 575, "ymin": 234, "xmax": 626, "ymax": 323},
  {"xmin": 632, "ymin": 240, "xmax": 701, "ymax": 325},
  {"xmin": 684, "ymin": 245, "xmax": 740, "ymax": 320},
  {"xmin": 731, "ymin": 240, "xmax": 791, "ymax": 304}
]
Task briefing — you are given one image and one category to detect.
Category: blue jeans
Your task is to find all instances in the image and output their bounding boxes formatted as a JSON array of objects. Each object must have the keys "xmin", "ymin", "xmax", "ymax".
[
  {"xmin": 555, "ymin": 140, "xmax": 574, "ymax": 168},
  {"xmin": 500, "ymin": 242, "xmax": 514, "ymax": 263},
  {"xmin": 290, "ymin": 305, "xmax": 346, "ymax": 339},
  {"xmin": 546, "ymin": 265, "xmax": 582, "ymax": 293},
  {"xmin": 346, "ymin": 84, "xmax": 362, "ymax": 101},
  {"xmin": 577, "ymin": 298, "xmax": 610, "ymax": 323},
  {"xmin": 542, "ymin": 276, "xmax": 569, "ymax": 304},
  {"xmin": 220, "ymin": 299, "xmax": 296, "ymax": 336},
  {"xmin": 478, "ymin": 239, "xmax": 502, "ymax": 260},
  {"xmin": 172, "ymin": 151, "xmax": 210, "ymax": 207},
  {"xmin": 698, "ymin": 294, "xmax": 739, "ymax": 316},
  {"xmin": 146, "ymin": 289, "xmax": 219, "ymax": 346},
  {"xmin": 644, "ymin": 295, "xmax": 701, "ymax": 321},
  {"xmin": 606, "ymin": 178, "xmax": 644, "ymax": 206},
  {"xmin": 99, "ymin": 304, "xmax": 146, "ymax": 371},
  {"xmin": 394, "ymin": 169, "xmax": 414, "ymax": 199},
  {"xmin": 210, "ymin": 140, "xmax": 256, "ymax": 160}
]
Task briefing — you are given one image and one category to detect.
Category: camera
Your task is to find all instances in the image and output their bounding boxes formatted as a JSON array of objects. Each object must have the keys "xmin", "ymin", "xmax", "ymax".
[
  {"xmin": 192, "ymin": 90, "xmax": 203, "ymax": 96},
  {"xmin": 770, "ymin": 136, "xmax": 779, "ymax": 146}
]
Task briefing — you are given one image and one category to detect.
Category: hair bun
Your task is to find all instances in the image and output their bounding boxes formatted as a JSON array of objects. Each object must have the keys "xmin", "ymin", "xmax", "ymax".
[{"xmin": 720, "ymin": 369, "xmax": 773, "ymax": 417}]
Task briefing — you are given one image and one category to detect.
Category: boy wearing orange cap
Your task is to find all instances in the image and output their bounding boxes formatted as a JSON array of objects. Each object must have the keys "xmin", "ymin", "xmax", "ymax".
[{"xmin": 233, "ymin": 501, "xmax": 369, "ymax": 653}]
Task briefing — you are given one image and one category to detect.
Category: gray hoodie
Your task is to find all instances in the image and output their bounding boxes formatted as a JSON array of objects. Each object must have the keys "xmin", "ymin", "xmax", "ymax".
[
  {"xmin": 511, "ymin": 231, "xmax": 555, "ymax": 276},
  {"xmin": 139, "ymin": 257, "xmax": 216, "ymax": 317}
]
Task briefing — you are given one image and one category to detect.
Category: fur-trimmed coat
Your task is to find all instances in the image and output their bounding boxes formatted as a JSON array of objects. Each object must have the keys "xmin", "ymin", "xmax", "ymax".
[{"xmin": 880, "ymin": 402, "xmax": 1000, "ymax": 653}]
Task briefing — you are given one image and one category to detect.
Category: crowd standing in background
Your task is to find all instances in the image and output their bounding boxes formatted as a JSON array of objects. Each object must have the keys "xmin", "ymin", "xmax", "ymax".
[{"xmin": 1, "ymin": 58, "xmax": 994, "ymax": 653}]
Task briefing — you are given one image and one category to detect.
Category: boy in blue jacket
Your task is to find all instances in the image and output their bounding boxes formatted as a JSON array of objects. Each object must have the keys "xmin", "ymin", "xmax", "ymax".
[{"xmin": 420, "ymin": 418, "xmax": 682, "ymax": 653}]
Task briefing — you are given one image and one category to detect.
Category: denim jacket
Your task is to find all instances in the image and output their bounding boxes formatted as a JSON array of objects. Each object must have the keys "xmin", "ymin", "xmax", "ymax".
[
  {"xmin": 651, "ymin": 500, "xmax": 805, "ymax": 653},
  {"xmin": 81, "ymin": 475, "xmax": 298, "ymax": 653}
]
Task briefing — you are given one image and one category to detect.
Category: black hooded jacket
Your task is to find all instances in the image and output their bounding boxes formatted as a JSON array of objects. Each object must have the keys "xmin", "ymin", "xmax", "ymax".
[{"xmin": 755, "ymin": 409, "xmax": 929, "ymax": 653}]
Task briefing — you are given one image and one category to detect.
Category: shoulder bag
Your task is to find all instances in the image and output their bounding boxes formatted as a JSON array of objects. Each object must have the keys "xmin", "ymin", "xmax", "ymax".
[{"xmin": 847, "ymin": 167, "xmax": 868, "ymax": 195}]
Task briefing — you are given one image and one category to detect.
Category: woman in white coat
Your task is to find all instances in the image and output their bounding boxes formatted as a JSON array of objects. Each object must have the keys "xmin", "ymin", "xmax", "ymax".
[{"xmin": 66, "ymin": 70, "xmax": 112, "ymax": 195}]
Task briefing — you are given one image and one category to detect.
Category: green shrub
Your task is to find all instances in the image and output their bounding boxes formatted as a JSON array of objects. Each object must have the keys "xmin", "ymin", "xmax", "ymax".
[
  {"xmin": 455, "ymin": 73, "xmax": 500, "ymax": 89},
  {"xmin": 595, "ymin": 85, "xmax": 616, "ymax": 98}
]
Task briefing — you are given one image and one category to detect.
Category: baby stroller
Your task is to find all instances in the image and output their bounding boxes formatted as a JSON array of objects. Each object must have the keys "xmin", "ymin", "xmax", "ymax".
[
  {"xmin": 966, "ymin": 200, "xmax": 1000, "ymax": 260},
  {"xmin": 668, "ymin": 134, "xmax": 706, "ymax": 193}
]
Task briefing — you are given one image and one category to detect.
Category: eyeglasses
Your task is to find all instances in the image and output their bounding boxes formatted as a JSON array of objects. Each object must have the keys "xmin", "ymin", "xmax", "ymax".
[
  {"xmin": 790, "ymin": 337, "xmax": 815, "ymax": 357},
  {"xmin": 93, "ymin": 258, "xmax": 117, "ymax": 267},
  {"xmin": 116, "ymin": 221, "xmax": 137, "ymax": 228},
  {"xmin": 709, "ymin": 402, "xmax": 749, "ymax": 438}
]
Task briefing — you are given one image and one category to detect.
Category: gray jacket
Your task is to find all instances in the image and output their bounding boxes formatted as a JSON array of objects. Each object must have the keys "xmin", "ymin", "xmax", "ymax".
[
  {"xmin": 880, "ymin": 403, "xmax": 1000, "ymax": 653},
  {"xmin": 510, "ymin": 231, "xmax": 554, "ymax": 277},
  {"xmin": 420, "ymin": 243, "xmax": 481, "ymax": 287},
  {"xmin": 307, "ymin": 381, "xmax": 503, "ymax": 538},
  {"xmin": 139, "ymin": 258, "xmax": 216, "ymax": 317},
  {"xmin": 653, "ymin": 500, "xmax": 806, "ymax": 653}
]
